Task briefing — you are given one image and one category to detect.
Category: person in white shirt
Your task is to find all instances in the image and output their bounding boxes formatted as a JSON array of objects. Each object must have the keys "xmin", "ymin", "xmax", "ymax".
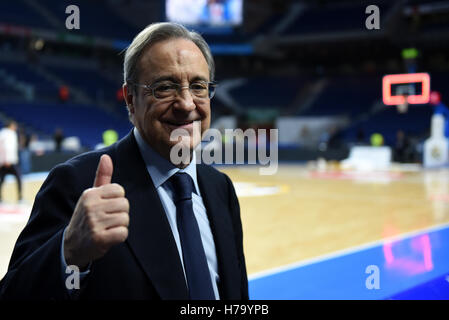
[{"xmin": 0, "ymin": 121, "xmax": 22, "ymax": 202}]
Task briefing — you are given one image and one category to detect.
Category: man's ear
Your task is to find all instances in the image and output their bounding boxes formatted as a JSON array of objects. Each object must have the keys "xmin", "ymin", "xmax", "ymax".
[{"xmin": 123, "ymin": 83, "xmax": 135, "ymax": 119}]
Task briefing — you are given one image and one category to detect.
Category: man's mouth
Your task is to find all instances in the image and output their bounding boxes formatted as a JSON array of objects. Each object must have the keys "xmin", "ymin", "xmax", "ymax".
[{"xmin": 163, "ymin": 120, "xmax": 195, "ymax": 130}]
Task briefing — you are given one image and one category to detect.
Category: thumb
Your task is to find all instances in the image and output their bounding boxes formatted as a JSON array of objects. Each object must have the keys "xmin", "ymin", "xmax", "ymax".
[{"xmin": 93, "ymin": 154, "xmax": 113, "ymax": 187}]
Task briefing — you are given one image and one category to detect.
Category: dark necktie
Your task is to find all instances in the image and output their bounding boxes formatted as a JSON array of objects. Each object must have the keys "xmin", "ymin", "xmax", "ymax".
[{"xmin": 170, "ymin": 172, "xmax": 215, "ymax": 300}]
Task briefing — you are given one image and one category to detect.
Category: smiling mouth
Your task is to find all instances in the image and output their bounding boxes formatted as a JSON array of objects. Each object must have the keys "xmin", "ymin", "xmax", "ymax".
[{"xmin": 164, "ymin": 120, "xmax": 195, "ymax": 129}]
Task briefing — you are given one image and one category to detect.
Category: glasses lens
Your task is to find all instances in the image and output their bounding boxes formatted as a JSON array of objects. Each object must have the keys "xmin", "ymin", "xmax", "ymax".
[
  {"xmin": 153, "ymin": 83, "xmax": 177, "ymax": 99},
  {"xmin": 190, "ymin": 82, "xmax": 209, "ymax": 98},
  {"xmin": 151, "ymin": 82, "xmax": 217, "ymax": 100},
  {"xmin": 208, "ymin": 84, "xmax": 217, "ymax": 99}
]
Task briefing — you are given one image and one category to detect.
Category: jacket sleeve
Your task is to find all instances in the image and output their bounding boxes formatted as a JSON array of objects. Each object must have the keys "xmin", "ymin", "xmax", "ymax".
[
  {"xmin": 0, "ymin": 162, "xmax": 82, "ymax": 300},
  {"xmin": 224, "ymin": 173, "xmax": 249, "ymax": 300}
]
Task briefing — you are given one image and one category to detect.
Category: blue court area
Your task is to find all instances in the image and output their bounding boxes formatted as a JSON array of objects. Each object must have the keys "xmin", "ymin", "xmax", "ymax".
[{"xmin": 248, "ymin": 224, "xmax": 449, "ymax": 300}]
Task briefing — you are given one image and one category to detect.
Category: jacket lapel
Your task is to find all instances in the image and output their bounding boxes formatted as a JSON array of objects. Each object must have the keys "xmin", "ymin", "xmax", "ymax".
[
  {"xmin": 113, "ymin": 132, "xmax": 188, "ymax": 300},
  {"xmin": 197, "ymin": 165, "xmax": 242, "ymax": 299}
]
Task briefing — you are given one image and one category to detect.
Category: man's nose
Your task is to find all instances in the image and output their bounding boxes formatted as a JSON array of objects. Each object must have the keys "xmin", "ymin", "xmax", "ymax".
[{"xmin": 173, "ymin": 87, "xmax": 196, "ymax": 112}]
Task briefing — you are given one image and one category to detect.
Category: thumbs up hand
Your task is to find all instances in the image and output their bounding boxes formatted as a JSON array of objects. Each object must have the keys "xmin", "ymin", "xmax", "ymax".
[{"xmin": 64, "ymin": 155, "xmax": 129, "ymax": 269}]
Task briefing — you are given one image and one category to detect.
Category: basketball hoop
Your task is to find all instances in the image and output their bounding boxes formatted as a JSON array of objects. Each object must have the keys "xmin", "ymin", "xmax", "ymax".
[{"xmin": 382, "ymin": 73, "xmax": 432, "ymax": 114}]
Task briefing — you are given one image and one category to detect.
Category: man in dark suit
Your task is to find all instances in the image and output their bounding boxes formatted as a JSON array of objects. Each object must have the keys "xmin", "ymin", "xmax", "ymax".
[{"xmin": 0, "ymin": 22, "xmax": 248, "ymax": 300}]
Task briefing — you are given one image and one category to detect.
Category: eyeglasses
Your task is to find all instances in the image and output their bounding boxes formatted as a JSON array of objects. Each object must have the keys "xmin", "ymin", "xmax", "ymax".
[{"xmin": 127, "ymin": 80, "xmax": 218, "ymax": 100}]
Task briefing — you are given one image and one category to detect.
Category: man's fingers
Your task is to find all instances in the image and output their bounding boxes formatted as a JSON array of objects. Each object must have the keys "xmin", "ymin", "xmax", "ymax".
[
  {"xmin": 93, "ymin": 154, "xmax": 113, "ymax": 188},
  {"xmin": 105, "ymin": 213, "xmax": 130, "ymax": 230},
  {"xmin": 99, "ymin": 183, "xmax": 126, "ymax": 199},
  {"xmin": 103, "ymin": 226, "xmax": 129, "ymax": 244},
  {"xmin": 103, "ymin": 197, "xmax": 129, "ymax": 213},
  {"xmin": 93, "ymin": 212, "xmax": 129, "ymax": 230}
]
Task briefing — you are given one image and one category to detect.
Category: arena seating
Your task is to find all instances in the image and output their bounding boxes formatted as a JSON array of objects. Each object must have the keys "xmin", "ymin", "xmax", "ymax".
[
  {"xmin": 301, "ymin": 74, "xmax": 383, "ymax": 117},
  {"xmin": 341, "ymin": 104, "xmax": 433, "ymax": 146},
  {"xmin": 283, "ymin": 1, "xmax": 392, "ymax": 36},
  {"xmin": 0, "ymin": 1, "xmax": 54, "ymax": 29},
  {"xmin": 228, "ymin": 76, "xmax": 306, "ymax": 110},
  {"xmin": 44, "ymin": 64, "xmax": 121, "ymax": 104},
  {"xmin": 33, "ymin": 0, "xmax": 138, "ymax": 40},
  {"xmin": 0, "ymin": 61, "xmax": 58, "ymax": 101}
]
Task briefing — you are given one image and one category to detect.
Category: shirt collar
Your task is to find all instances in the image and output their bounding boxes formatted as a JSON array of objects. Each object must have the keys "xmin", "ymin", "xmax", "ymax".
[{"xmin": 133, "ymin": 127, "xmax": 199, "ymax": 193}]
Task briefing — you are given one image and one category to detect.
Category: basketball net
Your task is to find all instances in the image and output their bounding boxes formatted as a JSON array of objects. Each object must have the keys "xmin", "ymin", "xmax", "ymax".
[
  {"xmin": 397, "ymin": 96, "xmax": 409, "ymax": 113},
  {"xmin": 397, "ymin": 101, "xmax": 409, "ymax": 113}
]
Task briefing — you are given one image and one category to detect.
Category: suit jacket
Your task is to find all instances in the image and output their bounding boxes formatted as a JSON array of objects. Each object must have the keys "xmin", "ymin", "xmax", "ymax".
[{"xmin": 0, "ymin": 131, "xmax": 248, "ymax": 300}]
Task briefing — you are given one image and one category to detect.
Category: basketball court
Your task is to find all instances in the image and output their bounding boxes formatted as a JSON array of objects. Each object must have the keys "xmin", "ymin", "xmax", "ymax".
[{"xmin": 1, "ymin": 162, "xmax": 449, "ymax": 299}]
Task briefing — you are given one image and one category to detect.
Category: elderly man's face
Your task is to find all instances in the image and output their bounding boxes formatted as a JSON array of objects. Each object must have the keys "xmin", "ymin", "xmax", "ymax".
[{"xmin": 126, "ymin": 38, "xmax": 211, "ymax": 164}]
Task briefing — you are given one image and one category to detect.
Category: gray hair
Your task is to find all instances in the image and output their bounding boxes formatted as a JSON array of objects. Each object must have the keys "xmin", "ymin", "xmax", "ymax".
[{"xmin": 123, "ymin": 22, "xmax": 215, "ymax": 86}]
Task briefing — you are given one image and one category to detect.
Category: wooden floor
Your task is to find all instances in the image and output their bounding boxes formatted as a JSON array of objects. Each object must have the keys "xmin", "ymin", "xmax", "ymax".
[
  {"xmin": 224, "ymin": 164, "xmax": 449, "ymax": 275},
  {"xmin": 0, "ymin": 180, "xmax": 43, "ymax": 279},
  {"xmin": 1, "ymin": 164, "xmax": 449, "ymax": 279}
]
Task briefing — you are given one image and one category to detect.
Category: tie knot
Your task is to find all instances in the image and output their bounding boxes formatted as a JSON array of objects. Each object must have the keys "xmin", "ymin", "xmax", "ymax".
[{"xmin": 170, "ymin": 172, "xmax": 194, "ymax": 203}]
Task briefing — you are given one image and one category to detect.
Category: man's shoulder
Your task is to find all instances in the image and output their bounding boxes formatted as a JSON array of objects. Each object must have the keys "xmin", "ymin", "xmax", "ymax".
[
  {"xmin": 197, "ymin": 163, "xmax": 226, "ymax": 180},
  {"xmin": 74, "ymin": 146, "xmax": 114, "ymax": 164},
  {"xmin": 197, "ymin": 164, "xmax": 235, "ymax": 191},
  {"xmin": 64, "ymin": 145, "xmax": 115, "ymax": 170}
]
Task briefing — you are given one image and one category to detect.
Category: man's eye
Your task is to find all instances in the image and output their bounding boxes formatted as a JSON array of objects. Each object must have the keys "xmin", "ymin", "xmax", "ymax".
[
  {"xmin": 190, "ymin": 83, "xmax": 207, "ymax": 91},
  {"xmin": 155, "ymin": 84, "xmax": 176, "ymax": 92}
]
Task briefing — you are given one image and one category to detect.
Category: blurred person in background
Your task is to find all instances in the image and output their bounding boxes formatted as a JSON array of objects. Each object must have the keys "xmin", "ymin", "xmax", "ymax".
[
  {"xmin": 0, "ymin": 121, "xmax": 22, "ymax": 202},
  {"xmin": 53, "ymin": 127, "xmax": 65, "ymax": 152},
  {"xmin": 19, "ymin": 127, "xmax": 32, "ymax": 175},
  {"xmin": 394, "ymin": 130, "xmax": 412, "ymax": 163}
]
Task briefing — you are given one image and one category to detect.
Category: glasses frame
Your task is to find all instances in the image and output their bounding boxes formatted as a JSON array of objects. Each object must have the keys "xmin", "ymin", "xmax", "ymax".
[{"xmin": 127, "ymin": 80, "xmax": 218, "ymax": 100}]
